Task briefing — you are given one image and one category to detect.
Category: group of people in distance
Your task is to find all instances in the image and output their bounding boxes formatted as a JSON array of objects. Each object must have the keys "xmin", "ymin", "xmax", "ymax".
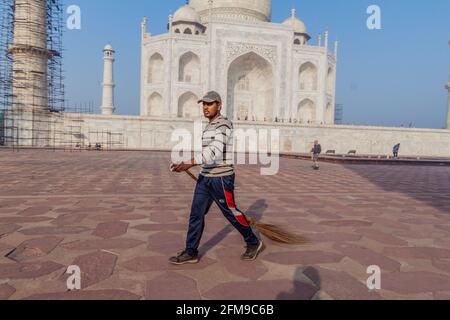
[{"xmin": 311, "ymin": 142, "xmax": 402, "ymax": 170}]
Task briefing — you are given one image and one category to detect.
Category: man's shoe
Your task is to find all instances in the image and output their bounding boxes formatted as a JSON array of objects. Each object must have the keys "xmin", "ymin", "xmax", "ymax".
[
  {"xmin": 169, "ymin": 250, "xmax": 199, "ymax": 265},
  {"xmin": 241, "ymin": 241, "xmax": 264, "ymax": 261}
]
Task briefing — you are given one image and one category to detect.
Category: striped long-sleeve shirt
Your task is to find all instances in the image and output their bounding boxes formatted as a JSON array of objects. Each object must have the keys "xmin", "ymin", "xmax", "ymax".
[{"xmin": 194, "ymin": 115, "xmax": 234, "ymax": 177}]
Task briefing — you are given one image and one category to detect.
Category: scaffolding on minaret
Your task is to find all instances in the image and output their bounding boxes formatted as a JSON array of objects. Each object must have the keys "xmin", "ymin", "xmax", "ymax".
[
  {"xmin": 47, "ymin": 0, "xmax": 65, "ymax": 113},
  {"xmin": 0, "ymin": 0, "xmax": 65, "ymax": 150},
  {"xmin": 335, "ymin": 103, "xmax": 344, "ymax": 125},
  {"xmin": 0, "ymin": 0, "xmax": 15, "ymax": 148}
]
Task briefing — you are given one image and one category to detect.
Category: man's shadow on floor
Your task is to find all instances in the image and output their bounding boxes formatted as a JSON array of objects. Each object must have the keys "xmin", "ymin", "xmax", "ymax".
[
  {"xmin": 199, "ymin": 199, "xmax": 268, "ymax": 255},
  {"xmin": 277, "ymin": 266, "xmax": 321, "ymax": 300}
]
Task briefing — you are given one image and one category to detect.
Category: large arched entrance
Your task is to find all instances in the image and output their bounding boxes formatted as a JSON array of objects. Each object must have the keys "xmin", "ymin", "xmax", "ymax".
[
  {"xmin": 178, "ymin": 92, "xmax": 201, "ymax": 119},
  {"xmin": 297, "ymin": 99, "xmax": 316, "ymax": 124},
  {"xmin": 299, "ymin": 62, "xmax": 318, "ymax": 91},
  {"xmin": 179, "ymin": 52, "xmax": 200, "ymax": 84},
  {"xmin": 147, "ymin": 92, "xmax": 164, "ymax": 117},
  {"xmin": 148, "ymin": 53, "xmax": 164, "ymax": 84},
  {"xmin": 325, "ymin": 102, "xmax": 334, "ymax": 124},
  {"xmin": 227, "ymin": 52, "xmax": 274, "ymax": 122}
]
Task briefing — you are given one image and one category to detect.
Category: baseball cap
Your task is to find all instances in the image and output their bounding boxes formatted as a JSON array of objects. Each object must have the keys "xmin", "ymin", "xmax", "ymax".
[{"xmin": 198, "ymin": 91, "xmax": 222, "ymax": 104}]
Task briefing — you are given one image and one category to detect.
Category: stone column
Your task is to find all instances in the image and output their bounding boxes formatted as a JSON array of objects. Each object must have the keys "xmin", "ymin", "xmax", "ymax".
[{"xmin": 100, "ymin": 44, "xmax": 115, "ymax": 115}]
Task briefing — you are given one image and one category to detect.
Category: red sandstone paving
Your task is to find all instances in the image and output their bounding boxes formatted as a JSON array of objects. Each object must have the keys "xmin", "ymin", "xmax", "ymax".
[
  {"xmin": 203, "ymin": 279, "xmax": 318, "ymax": 300},
  {"xmin": 434, "ymin": 292, "xmax": 450, "ymax": 300},
  {"xmin": 132, "ymin": 223, "xmax": 186, "ymax": 232},
  {"xmin": 61, "ymin": 238, "xmax": 145, "ymax": 251},
  {"xmin": 0, "ymin": 216, "xmax": 53, "ymax": 224},
  {"xmin": 122, "ymin": 255, "xmax": 217, "ymax": 272},
  {"xmin": 215, "ymin": 247, "xmax": 269, "ymax": 280},
  {"xmin": 147, "ymin": 232, "xmax": 186, "ymax": 255},
  {"xmin": 0, "ymin": 224, "xmax": 22, "ymax": 238},
  {"xmin": 0, "ymin": 261, "xmax": 64, "ymax": 279},
  {"xmin": 383, "ymin": 247, "xmax": 450, "ymax": 260},
  {"xmin": 303, "ymin": 266, "xmax": 382, "ymax": 300},
  {"xmin": 92, "ymin": 221, "xmax": 129, "ymax": 239},
  {"xmin": 60, "ymin": 251, "xmax": 118, "ymax": 289},
  {"xmin": 263, "ymin": 250, "xmax": 345, "ymax": 265},
  {"xmin": 0, "ymin": 150, "xmax": 449, "ymax": 300},
  {"xmin": 6, "ymin": 236, "xmax": 64, "ymax": 262},
  {"xmin": 19, "ymin": 226, "xmax": 90, "ymax": 236},
  {"xmin": 355, "ymin": 228, "xmax": 408, "ymax": 246},
  {"xmin": 333, "ymin": 243, "xmax": 401, "ymax": 272},
  {"xmin": 145, "ymin": 272, "xmax": 201, "ymax": 300},
  {"xmin": 0, "ymin": 284, "xmax": 16, "ymax": 300},
  {"xmin": 52, "ymin": 213, "xmax": 87, "ymax": 226},
  {"xmin": 17, "ymin": 206, "xmax": 53, "ymax": 217},
  {"xmin": 382, "ymin": 272, "xmax": 450, "ymax": 294},
  {"xmin": 23, "ymin": 290, "xmax": 141, "ymax": 300}
]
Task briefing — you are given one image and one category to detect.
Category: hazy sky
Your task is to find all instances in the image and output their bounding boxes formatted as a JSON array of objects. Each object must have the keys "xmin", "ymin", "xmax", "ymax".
[{"xmin": 63, "ymin": 0, "xmax": 450, "ymax": 129}]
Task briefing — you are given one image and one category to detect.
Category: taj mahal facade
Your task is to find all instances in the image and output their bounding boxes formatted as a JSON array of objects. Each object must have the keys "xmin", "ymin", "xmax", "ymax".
[
  {"xmin": 140, "ymin": 0, "xmax": 337, "ymax": 125},
  {"xmin": 1, "ymin": 0, "xmax": 449, "ymax": 157}
]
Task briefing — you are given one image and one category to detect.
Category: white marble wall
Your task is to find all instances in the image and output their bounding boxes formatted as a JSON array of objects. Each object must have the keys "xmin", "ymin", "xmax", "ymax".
[
  {"xmin": 141, "ymin": 20, "xmax": 335, "ymax": 125},
  {"xmin": 53, "ymin": 113, "xmax": 450, "ymax": 157}
]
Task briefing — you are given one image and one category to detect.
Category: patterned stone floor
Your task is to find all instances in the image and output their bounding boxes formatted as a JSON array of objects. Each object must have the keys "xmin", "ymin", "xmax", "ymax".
[{"xmin": 0, "ymin": 150, "xmax": 449, "ymax": 300}]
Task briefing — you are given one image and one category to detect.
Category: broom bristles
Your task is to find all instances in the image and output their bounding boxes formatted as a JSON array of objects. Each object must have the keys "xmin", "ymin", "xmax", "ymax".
[
  {"xmin": 248, "ymin": 218, "xmax": 309, "ymax": 245},
  {"xmin": 185, "ymin": 170, "xmax": 309, "ymax": 245}
]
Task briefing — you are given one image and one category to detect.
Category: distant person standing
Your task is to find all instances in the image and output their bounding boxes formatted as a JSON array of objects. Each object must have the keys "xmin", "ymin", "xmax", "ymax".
[
  {"xmin": 393, "ymin": 143, "xmax": 401, "ymax": 159},
  {"xmin": 311, "ymin": 140, "xmax": 322, "ymax": 170}
]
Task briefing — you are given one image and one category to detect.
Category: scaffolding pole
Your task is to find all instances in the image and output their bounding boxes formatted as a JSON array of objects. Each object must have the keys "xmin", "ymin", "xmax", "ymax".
[
  {"xmin": 0, "ymin": 0, "xmax": 65, "ymax": 151},
  {"xmin": 0, "ymin": 0, "xmax": 15, "ymax": 150}
]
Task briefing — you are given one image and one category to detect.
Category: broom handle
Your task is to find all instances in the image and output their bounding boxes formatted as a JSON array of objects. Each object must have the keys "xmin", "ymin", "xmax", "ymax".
[{"xmin": 185, "ymin": 170, "xmax": 198, "ymax": 182}]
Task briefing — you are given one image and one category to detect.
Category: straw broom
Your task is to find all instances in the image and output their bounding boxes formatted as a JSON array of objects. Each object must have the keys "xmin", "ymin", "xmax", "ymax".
[{"xmin": 185, "ymin": 170, "xmax": 309, "ymax": 245}]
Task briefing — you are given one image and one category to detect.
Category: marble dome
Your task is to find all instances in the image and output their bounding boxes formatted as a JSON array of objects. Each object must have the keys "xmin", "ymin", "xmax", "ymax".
[
  {"xmin": 282, "ymin": 10, "xmax": 307, "ymax": 34},
  {"xmin": 173, "ymin": 4, "xmax": 201, "ymax": 24},
  {"xmin": 189, "ymin": 0, "xmax": 272, "ymax": 22}
]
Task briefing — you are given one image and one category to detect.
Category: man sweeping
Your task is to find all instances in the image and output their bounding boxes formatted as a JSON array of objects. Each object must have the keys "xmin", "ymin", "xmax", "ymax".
[{"xmin": 170, "ymin": 91, "xmax": 263, "ymax": 265}]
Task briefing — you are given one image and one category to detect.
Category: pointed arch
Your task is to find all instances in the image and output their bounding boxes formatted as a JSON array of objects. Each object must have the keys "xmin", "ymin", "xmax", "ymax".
[
  {"xmin": 297, "ymin": 99, "xmax": 316, "ymax": 124},
  {"xmin": 179, "ymin": 51, "xmax": 200, "ymax": 84},
  {"xmin": 148, "ymin": 53, "xmax": 164, "ymax": 84},
  {"xmin": 178, "ymin": 92, "xmax": 201, "ymax": 119},
  {"xmin": 327, "ymin": 67, "xmax": 334, "ymax": 95},
  {"xmin": 325, "ymin": 101, "xmax": 334, "ymax": 124},
  {"xmin": 147, "ymin": 92, "xmax": 164, "ymax": 117},
  {"xmin": 227, "ymin": 51, "xmax": 274, "ymax": 122},
  {"xmin": 299, "ymin": 62, "xmax": 318, "ymax": 91}
]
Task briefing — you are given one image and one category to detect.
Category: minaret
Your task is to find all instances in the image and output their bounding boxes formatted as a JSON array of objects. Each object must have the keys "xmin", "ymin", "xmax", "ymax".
[
  {"xmin": 100, "ymin": 44, "xmax": 115, "ymax": 115},
  {"xmin": 9, "ymin": 0, "xmax": 54, "ymax": 146},
  {"xmin": 334, "ymin": 40, "xmax": 339, "ymax": 60},
  {"xmin": 446, "ymin": 76, "xmax": 450, "ymax": 129},
  {"xmin": 10, "ymin": 0, "xmax": 51, "ymax": 112},
  {"xmin": 141, "ymin": 16, "xmax": 148, "ymax": 41}
]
